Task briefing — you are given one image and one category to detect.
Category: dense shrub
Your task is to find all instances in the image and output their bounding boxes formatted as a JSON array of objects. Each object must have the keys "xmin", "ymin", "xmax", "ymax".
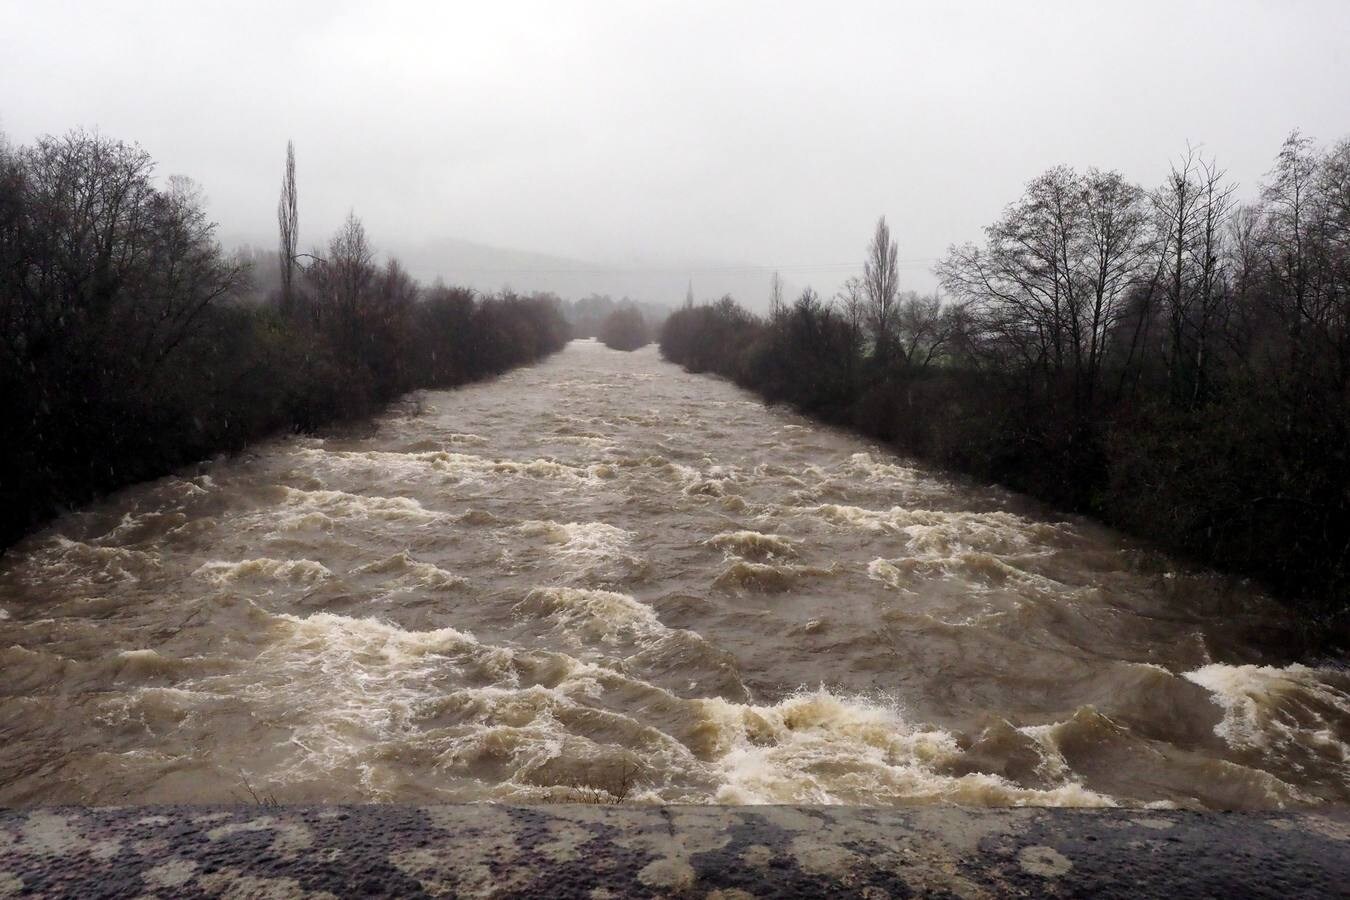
[
  {"xmin": 598, "ymin": 306, "xmax": 652, "ymax": 351},
  {"xmin": 563, "ymin": 293, "xmax": 668, "ymax": 339}
]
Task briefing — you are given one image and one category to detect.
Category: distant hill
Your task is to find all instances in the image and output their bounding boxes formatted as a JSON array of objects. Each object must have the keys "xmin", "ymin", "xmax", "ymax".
[
  {"xmin": 398, "ymin": 237, "xmax": 778, "ymax": 310},
  {"xmin": 224, "ymin": 233, "xmax": 786, "ymax": 310}
]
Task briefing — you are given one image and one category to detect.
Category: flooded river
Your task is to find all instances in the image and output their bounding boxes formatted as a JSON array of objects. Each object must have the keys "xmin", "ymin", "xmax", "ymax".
[{"xmin": 1, "ymin": 340, "xmax": 1346, "ymax": 809}]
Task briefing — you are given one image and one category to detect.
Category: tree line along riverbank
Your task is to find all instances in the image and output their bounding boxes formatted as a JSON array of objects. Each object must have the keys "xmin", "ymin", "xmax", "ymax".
[
  {"xmin": 661, "ymin": 132, "xmax": 1350, "ymax": 641},
  {"xmin": 0, "ymin": 131, "xmax": 570, "ymax": 548}
]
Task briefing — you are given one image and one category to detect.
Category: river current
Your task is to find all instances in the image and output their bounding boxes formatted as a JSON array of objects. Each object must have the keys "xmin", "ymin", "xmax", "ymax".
[{"xmin": 1, "ymin": 340, "xmax": 1346, "ymax": 808}]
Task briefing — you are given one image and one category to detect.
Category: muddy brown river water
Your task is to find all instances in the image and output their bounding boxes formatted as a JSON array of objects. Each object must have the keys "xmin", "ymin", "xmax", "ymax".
[{"xmin": 1, "ymin": 340, "xmax": 1347, "ymax": 809}]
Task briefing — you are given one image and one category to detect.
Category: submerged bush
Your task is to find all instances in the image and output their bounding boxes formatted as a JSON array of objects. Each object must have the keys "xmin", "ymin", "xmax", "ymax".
[{"xmin": 598, "ymin": 306, "xmax": 652, "ymax": 351}]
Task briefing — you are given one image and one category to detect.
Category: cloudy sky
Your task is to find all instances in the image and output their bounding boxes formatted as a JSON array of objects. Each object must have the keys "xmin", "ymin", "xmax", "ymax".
[{"xmin": 2, "ymin": 0, "xmax": 1347, "ymax": 304}]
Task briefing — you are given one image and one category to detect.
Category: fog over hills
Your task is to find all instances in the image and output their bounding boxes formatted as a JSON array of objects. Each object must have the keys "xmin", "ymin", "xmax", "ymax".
[
  {"xmin": 223, "ymin": 231, "xmax": 822, "ymax": 310},
  {"xmin": 10, "ymin": 2, "xmax": 1344, "ymax": 314},
  {"xmin": 398, "ymin": 237, "xmax": 780, "ymax": 307}
]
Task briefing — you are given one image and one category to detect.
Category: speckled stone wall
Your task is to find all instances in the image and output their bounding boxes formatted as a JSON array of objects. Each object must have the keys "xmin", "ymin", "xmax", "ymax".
[{"xmin": 1, "ymin": 805, "xmax": 1347, "ymax": 898}]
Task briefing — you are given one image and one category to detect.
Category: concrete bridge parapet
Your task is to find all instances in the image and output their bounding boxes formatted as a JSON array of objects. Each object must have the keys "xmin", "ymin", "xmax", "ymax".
[{"xmin": 0, "ymin": 804, "xmax": 1346, "ymax": 898}]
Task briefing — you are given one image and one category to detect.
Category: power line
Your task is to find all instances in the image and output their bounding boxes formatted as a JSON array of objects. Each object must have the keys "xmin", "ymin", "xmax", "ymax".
[{"xmin": 427, "ymin": 258, "xmax": 938, "ymax": 276}]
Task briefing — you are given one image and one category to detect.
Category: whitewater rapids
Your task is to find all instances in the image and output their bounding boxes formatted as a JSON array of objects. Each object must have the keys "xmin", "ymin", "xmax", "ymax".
[{"xmin": 0, "ymin": 340, "xmax": 1346, "ymax": 809}]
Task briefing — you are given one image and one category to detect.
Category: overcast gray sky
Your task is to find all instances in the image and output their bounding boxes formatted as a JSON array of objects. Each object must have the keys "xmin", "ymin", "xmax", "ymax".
[{"xmin": 3, "ymin": 0, "xmax": 1347, "ymax": 305}]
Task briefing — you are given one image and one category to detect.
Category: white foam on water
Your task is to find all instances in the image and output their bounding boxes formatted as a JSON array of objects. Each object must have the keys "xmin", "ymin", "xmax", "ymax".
[
  {"xmin": 99, "ymin": 510, "xmax": 174, "ymax": 544},
  {"xmin": 189, "ymin": 612, "xmax": 506, "ymax": 792},
  {"xmin": 13, "ymin": 537, "xmax": 162, "ymax": 588},
  {"xmin": 548, "ymin": 435, "xmax": 612, "ymax": 448},
  {"xmin": 490, "ymin": 457, "xmax": 606, "ymax": 483},
  {"xmin": 810, "ymin": 503, "xmax": 908, "ymax": 532},
  {"xmin": 194, "ymin": 558, "xmax": 334, "ymax": 586},
  {"xmin": 269, "ymin": 487, "xmax": 442, "ymax": 531},
  {"xmin": 1016, "ymin": 702, "xmax": 1319, "ymax": 807},
  {"xmin": 867, "ymin": 553, "xmax": 1064, "ymax": 600},
  {"xmin": 693, "ymin": 688, "xmax": 1115, "ymax": 807},
  {"xmin": 183, "ymin": 610, "xmax": 703, "ymax": 800},
  {"xmin": 815, "ymin": 504, "xmax": 1076, "ymax": 608},
  {"xmin": 712, "ymin": 560, "xmax": 834, "ymax": 593},
  {"xmin": 614, "ymin": 454, "xmax": 743, "ymax": 498},
  {"xmin": 683, "ymin": 476, "xmax": 734, "ymax": 498},
  {"xmin": 292, "ymin": 447, "xmax": 447, "ymax": 481},
  {"xmin": 516, "ymin": 586, "xmax": 666, "ymax": 645},
  {"xmin": 810, "ymin": 504, "xmax": 1053, "ymax": 552},
  {"xmin": 839, "ymin": 452, "xmax": 959, "ymax": 503},
  {"xmin": 1183, "ymin": 663, "xmax": 1350, "ymax": 763},
  {"xmin": 149, "ymin": 609, "xmax": 1146, "ymax": 807},
  {"xmin": 294, "ymin": 447, "xmax": 607, "ymax": 488},
  {"xmin": 1016, "ymin": 722, "xmax": 1076, "ymax": 781},
  {"xmin": 350, "ymin": 552, "xmax": 468, "ymax": 592},
  {"xmin": 845, "ymin": 452, "xmax": 923, "ymax": 483},
  {"xmin": 516, "ymin": 521, "xmax": 638, "ymax": 581},
  {"xmin": 443, "ymin": 433, "xmax": 489, "ymax": 446},
  {"xmin": 707, "ymin": 530, "xmax": 798, "ymax": 560}
]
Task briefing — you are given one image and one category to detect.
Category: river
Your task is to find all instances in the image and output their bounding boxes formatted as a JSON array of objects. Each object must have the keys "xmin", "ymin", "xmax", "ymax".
[{"xmin": 1, "ymin": 339, "xmax": 1346, "ymax": 809}]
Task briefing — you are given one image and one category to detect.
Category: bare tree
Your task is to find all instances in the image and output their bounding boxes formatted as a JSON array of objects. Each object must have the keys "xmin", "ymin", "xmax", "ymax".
[
  {"xmin": 1257, "ymin": 132, "xmax": 1350, "ymax": 389},
  {"xmin": 832, "ymin": 275, "xmax": 867, "ymax": 379},
  {"xmin": 835, "ymin": 275, "xmax": 867, "ymax": 344},
  {"xmin": 769, "ymin": 270, "xmax": 784, "ymax": 317},
  {"xmin": 3, "ymin": 130, "xmax": 242, "ymax": 375},
  {"xmin": 938, "ymin": 166, "xmax": 1150, "ymax": 406},
  {"xmin": 1079, "ymin": 169, "xmax": 1151, "ymax": 403},
  {"xmin": 938, "ymin": 167, "xmax": 1081, "ymax": 383},
  {"xmin": 896, "ymin": 291, "xmax": 956, "ymax": 368},
  {"xmin": 1151, "ymin": 147, "xmax": 1238, "ymax": 403},
  {"xmin": 136, "ymin": 174, "xmax": 246, "ymax": 373},
  {"xmin": 277, "ymin": 140, "xmax": 298, "ymax": 317},
  {"xmin": 863, "ymin": 216, "xmax": 901, "ymax": 364},
  {"xmin": 1190, "ymin": 156, "xmax": 1238, "ymax": 401},
  {"xmin": 1262, "ymin": 132, "xmax": 1318, "ymax": 316},
  {"xmin": 304, "ymin": 210, "xmax": 376, "ymax": 348},
  {"xmin": 1257, "ymin": 130, "xmax": 1349, "ymax": 384},
  {"xmin": 328, "ymin": 210, "xmax": 375, "ymax": 314}
]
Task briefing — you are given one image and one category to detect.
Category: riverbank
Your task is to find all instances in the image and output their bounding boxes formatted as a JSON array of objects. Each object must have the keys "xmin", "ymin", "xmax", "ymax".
[
  {"xmin": 0, "ymin": 130, "xmax": 572, "ymax": 554},
  {"xmin": 658, "ymin": 302, "xmax": 1350, "ymax": 648},
  {"xmin": 4, "ymin": 342, "xmax": 1345, "ymax": 810},
  {"xmin": 1, "ymin": 804, "xmax": 1346, "ymax": 898},
  {"xmin": 0, "ymin": 290, "xmax": 570, "ymax": 554}
]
